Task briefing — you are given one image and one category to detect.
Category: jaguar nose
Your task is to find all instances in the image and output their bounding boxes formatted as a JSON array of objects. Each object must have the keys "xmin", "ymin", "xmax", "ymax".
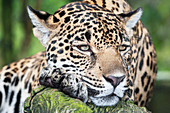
[{"xmin": 104, "ymin": 75, "xmax": 125, "ymax": 87}]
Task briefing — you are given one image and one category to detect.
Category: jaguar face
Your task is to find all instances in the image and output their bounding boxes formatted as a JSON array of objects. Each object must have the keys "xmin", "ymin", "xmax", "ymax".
[{"xmin": 27, "ymin": 2, "xmax": 142, "ymax": 106}]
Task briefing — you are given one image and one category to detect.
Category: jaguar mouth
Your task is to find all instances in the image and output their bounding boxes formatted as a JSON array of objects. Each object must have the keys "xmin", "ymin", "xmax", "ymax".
[
  {"xmin": 99, "ymin": 92, "xmax": 121, "ymax": 99},
  {"xmin": 84, "ymin": 75, "xmax": 127, "ymax": 106}
]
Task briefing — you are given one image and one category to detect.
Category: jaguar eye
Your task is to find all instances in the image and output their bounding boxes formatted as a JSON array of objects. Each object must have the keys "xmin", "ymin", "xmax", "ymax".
[
  {"xmin": 119, "ymin": 45, "xmax": 127, "ymax": 51},
  {"xmin": 77, "ymin": 45, "xmax": 91, "ymax": 51}
]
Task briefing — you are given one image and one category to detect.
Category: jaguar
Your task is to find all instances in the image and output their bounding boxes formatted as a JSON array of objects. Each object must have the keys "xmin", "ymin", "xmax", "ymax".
[{"xmin": 0, "ymin": 0, "xmax": 157, "ymax": 112}]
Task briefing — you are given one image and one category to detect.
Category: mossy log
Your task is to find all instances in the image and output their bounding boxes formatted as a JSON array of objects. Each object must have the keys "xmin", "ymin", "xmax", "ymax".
[{"xmin": 24, "ymin": 86, "xmax": 150, "ymax": 113}]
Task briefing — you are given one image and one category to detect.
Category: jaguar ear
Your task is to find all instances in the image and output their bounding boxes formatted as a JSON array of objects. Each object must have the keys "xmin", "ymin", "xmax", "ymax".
[
  {"xmin": 27, "ymin": 6, "xmax": 54, "ymax": 47},
  {"xmin": 120, "ymin": 8, "xmax": 143, "ymax": 28}
]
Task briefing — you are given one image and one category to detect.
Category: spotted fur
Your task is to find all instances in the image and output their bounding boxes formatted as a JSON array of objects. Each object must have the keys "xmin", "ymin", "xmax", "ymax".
[{"xmin": 0, "ymin": 0, "xmax": 157, "ymax": 112}]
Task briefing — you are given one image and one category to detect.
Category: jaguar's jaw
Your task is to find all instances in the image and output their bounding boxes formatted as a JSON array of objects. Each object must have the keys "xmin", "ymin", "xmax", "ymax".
[
  {"xmin": 89, "ymin": 94, "xmax": 120, "ymax": 106},
  {"xmin": 89, "ymin": 87, "xmax": 127, "ymax": 106}
]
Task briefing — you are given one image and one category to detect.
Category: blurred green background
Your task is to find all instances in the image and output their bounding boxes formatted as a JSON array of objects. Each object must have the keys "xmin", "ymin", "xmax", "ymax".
[{"xmin": 0, "ymin": 0, "xmax": 170, "ymax": 113}]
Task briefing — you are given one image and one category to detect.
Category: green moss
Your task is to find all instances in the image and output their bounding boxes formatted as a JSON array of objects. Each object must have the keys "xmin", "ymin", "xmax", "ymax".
[
  {"xmin": 24, "ymin": 86, "xmax": 92, "ymax": 113},
  {"xmin": 24, "ymin": 86, "xmax": 149, "ymax": 113}
]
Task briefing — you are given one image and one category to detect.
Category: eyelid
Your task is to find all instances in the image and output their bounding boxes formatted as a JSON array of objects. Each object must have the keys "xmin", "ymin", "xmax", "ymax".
[
  {"xmin": 72, "ymin": 40, "xmax": 88, "ymax": 46},
  {"xmin": 120, "ymin": 44, "xmax": 130, "ymax": 47}
]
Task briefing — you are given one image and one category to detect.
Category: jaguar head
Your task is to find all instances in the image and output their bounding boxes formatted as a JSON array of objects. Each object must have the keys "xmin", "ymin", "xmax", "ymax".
[{"xmin": 27, "ymin": 2, "xmax": 142, "ymax": 106}]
